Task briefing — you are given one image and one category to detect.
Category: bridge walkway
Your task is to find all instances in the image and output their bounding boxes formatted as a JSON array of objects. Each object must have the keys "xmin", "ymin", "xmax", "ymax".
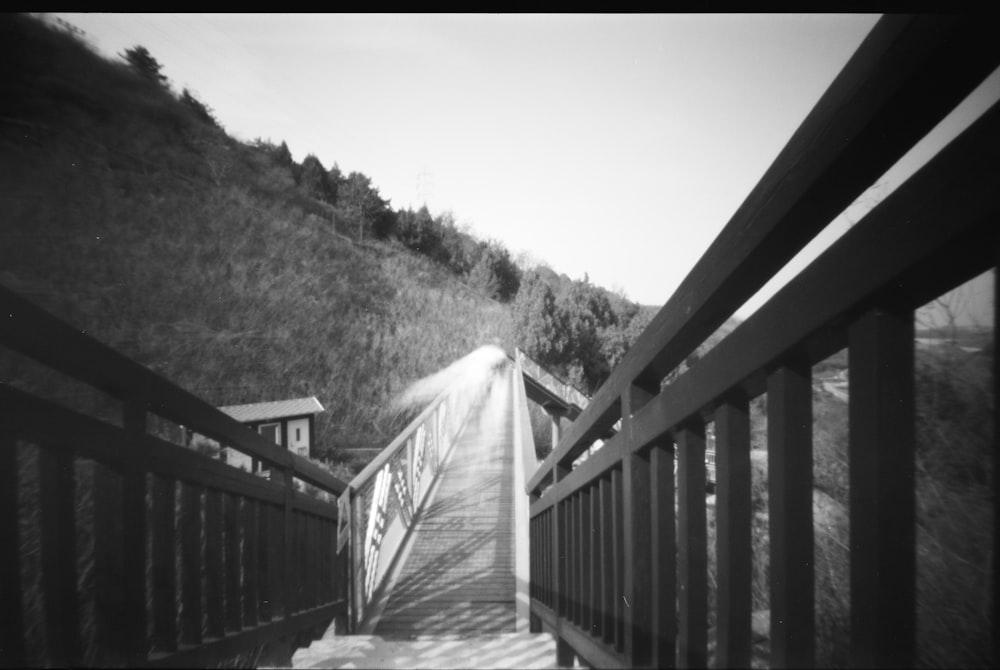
[{"xmin": 292, "ymin": 368, "xmax": 567, "ymax": 668}]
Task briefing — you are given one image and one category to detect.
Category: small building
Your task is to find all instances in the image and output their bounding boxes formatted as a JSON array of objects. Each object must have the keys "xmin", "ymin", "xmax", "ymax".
[{"xmin": 216, "ymin": 396, "xmax": 324, "ymax": 472}]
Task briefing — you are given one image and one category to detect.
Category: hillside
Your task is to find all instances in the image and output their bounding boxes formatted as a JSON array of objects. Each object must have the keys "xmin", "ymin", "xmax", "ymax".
[
  {"xmin": 0, "ymin": 14, "xmax": 660, "ymax": 476},
  {"xmin": 0, "ymin": 14, "xmax": 518, "ymax": 475}
]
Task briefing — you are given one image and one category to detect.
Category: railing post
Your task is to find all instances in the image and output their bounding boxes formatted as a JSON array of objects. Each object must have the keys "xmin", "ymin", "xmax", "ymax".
[
  {"xmin": 552, "ymin": 458, "xmax": 574, "ymax": 667},
  {"xmin": 0, "ymin": 425, "xmax": 25, "ymax": 666},
  {"xmin": 715, "ymin": 393, "xmax": 752, "ymax": 668},
  {"xmin": 677, "ymin": 422, "xmax": 707, "ymax": 668},
  {"xmin": 282, "ymin": 464, "xmax": 295, "ymax": 629},
  {"xmin": 622, "ymin": 384, "xmax": 655, "ymax": 667},
  {"xmin": 122, "ymin": 399, "xmax": 149, "ymax": 665},
  {"xmin": 848, "ymin": 306, "xmax": 915, "ymax": 668},
  {"xmin": 650, "ymin": 440, "xmax": 676, "ymax": 668},
  {"xmin": 768, "ymin": 362, "xmax": 815, "ymax": 668}
]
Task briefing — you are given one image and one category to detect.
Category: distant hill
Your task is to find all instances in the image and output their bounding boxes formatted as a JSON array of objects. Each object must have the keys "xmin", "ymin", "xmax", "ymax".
[
  {"xmin": 0, "ymin": 14, "xmax": 516, "ymax": 474},
  {"xmin": 0, "ymin": 14, "xmax": 656, "ymax": 475}
]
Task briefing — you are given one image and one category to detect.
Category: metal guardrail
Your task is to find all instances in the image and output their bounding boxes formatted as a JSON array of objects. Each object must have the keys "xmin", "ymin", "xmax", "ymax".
[
  {"xmin": 516, "ymin": 348, "xmax": 590, "ymax": 412},
  {"xmin": 340, "ymin": 363, "xmax": 495, "ymax": 630}
]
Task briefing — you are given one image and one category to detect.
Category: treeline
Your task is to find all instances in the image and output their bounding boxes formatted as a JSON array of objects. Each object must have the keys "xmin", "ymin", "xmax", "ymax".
[{"xmin": 117, "ymin": 36, "xmax": 655, "ymax": 397}]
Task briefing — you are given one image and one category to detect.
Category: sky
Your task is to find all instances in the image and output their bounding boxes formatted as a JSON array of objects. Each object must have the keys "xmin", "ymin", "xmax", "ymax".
[{"xmin": 53, "ymin": 13, "xmax": 996, "ymax": 324}]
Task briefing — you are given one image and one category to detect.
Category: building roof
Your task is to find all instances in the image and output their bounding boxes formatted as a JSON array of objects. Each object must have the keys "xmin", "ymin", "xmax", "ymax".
[{"xmin": 218, "ymin": 396, "xmax": 324, "ymax": 423}]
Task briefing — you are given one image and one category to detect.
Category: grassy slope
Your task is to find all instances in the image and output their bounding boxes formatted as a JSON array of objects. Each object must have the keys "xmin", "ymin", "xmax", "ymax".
[{"xmin": 0, "ymin": 14, "xmax": 513, "ymax": 476}]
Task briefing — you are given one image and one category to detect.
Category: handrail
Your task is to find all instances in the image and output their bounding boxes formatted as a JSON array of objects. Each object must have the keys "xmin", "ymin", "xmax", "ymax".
[
  {"xmin": 516, "ymin": 348, "xmax": 590, "ymax": 412},
  {"xmin": 0, "ymin": 284, "xmax": 349, "ymax": 667},
  {"xmin": 342, "ymin": 356, "xmax": 497, "ymax": 630},
  {"xmin": 527, "ymin": 14, "xmax": 1000, "ymax": 670},
  {"xmin": 0, "ymin": 284, "xmax": 346, "ymax": 495},
  {"xmin": 527, "ymin": 14, "xmax": 1000, "ymax": 496}
]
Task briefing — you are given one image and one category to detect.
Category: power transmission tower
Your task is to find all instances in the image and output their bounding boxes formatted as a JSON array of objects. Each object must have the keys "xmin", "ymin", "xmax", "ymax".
[{"xmin": 416, "ymin": 166, "xmax": 434, "ymax": 209}]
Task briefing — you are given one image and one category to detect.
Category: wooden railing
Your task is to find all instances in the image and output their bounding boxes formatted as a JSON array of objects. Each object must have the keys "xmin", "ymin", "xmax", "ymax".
[
  {"xmin": 527, "ymin": 14, "xmax": 999, "ymax": 669},
  {"xmin": 342, "ymin": 364, "xmax": 492, "ymax": 630},
  {"xmin": 0, "ymin": 285, "xmax": 349, "ymax": 667}
]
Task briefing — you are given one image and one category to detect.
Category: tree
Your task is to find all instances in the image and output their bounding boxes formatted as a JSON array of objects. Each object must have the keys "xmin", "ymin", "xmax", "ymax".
[
  {"xmin": 339, "ymin": 171, "xmax": 393, "ymax": 241},
  {"xmin": 326, "ymin": 163, "xmax": 343, "ymax": 206},
  {"xmin": 397, "ymin": 206, "xmax": 442, "ymax": 257},
  {"xmin": 469, "ymin": 241, "xmax": 521, "ymax": 303},
  {"xmin": 180, "ymin": 88, "xmax": 218, "ymax": 127},
  {"xmin": 121, "ymin": 45, "xmax": 168, "ymax": 88},
  {"xmin": 299, "ymin": 153, "xmax": 332, "ymax": 203}
]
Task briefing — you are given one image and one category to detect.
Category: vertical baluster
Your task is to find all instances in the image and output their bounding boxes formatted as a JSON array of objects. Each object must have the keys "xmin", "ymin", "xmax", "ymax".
[
  {"xmin": 204, "ymin": 488, "xmax": 224, "ymax": 638},
  {"xmin": 179, "ymin": 482, "xmax": 202, "ymax": 646},
  {"xmin": 224, "ymin": 493, "xmax": 242, "ymax": 632},
  {"xmin": 243, "ymin": 498, "xmax": 258, "ymax": 627},
  {"xmin": 651, "ymin": 441, "xmax": 676, "ymax": 668},
  {"xmin": 994, "ymin": 258, "xmax": 999, "ymax": 668},
  {"xmin": 93, "ymin": 464, "xmax": 125, "ymax": 664},
  {"xmin": 768, "ymin": 362, "xmax": 814, "ymax": 668},
  {"xmin": 283, "ymin": 469, "xmax": 294, "ymax": 622},
  {"xmin": 530, "ymin": 518, "xmax": 537, "ymax": 604},
  {"xmin": 848, "ymin": 306, "xmax": 915, "ymax": 668},
  {"xmin": 556, "ymin": 489, "xmax": 574, "ymax": 667},
  {"xmin": 677, "ymin": 423, "xmax": 707, "ymax": 668},
  {"xmin": 122, "ymin": 401, "xmax": 148, "ymax": 662},
  {"xmin": 271, "ymin": 502, "xmax": 286, "ymax": 621},
  {"xmin": 589, "ymin": 483, "xmax": 601, "ymax": 638},
  {"xmin": 612, "ymin": 467, "xmax": 625, "ymax": 652},
  {"xmin": 572, "ymin": 493, "xmax": 581, "ymax": 626},
  {"xmin": 623, "ymin": 385, "xmax": 654, "ymax": 667},
  {"xmin": 39, "ymin": 448, "xmax": 81, "ymax": 666},
  {"xmin": 151, "ymin": 475, "xmax": 177, "ymax": 652},
  {"xmin": 258, "ymin": 501, "xmax": 271, "ymax": 622},
  {"xmin": 578, "ymin": 486, "xmax": 590, "ymax": 630},
  {"xmin": 0, "ymin": 430, "xmax": 24, "ymax": 666},
  {"xmin": 599, "ymin": 477, "xmax": 614, "ymax": 645},
  {"xmin": 716, "ymin": 395, "xmax": 752, "ymax": 668}
]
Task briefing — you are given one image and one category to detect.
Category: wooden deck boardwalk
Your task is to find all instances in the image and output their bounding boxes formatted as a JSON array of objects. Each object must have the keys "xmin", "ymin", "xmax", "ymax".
[{"xmin": 293, "ymin": 368, "xmax": 567, "ymax": 668}]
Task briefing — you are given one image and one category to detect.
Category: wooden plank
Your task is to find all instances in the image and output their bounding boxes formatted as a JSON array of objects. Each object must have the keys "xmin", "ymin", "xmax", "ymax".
[
  {"xmin": 258, "ymin": 504, "xmax": 271, "ymax": 622},
  {"xmin": 589, "ymin": 483, "xmax": 601, "ymax": 638},
  {"xmin": 533, "ymin": 512, "xmax": 540, "ymax": 607},
  {"xmin": 204, "ymin": 488, "xmax": 224, "ymax": 638},
  {"xmin": 612, "ymin": 467, "xmax": 624, "ymax": 652},
  {"xmin": 600, "ymin": 477, "xmax": 615, "ymax": 646},
  {"xmin": 269, "ymin": 503, "xmax": 285, "ymax": 621},
  {"xmin": 623, "ymin": 385, "xmax": 654, "ymax": 667},
  {"xmin": 39, "ymin": 448, "xmax": 81, "ymax": 666},
  {"xmin": 282, "ymin": 470, "xmax": 294, "ymax": 621},
  {"xmin": 532, "ymin": 601, "xmax": 625, "ymax": 669},
  {"xmin": 0, "ymin": 430, "xmax": 24, "ymax": 666},
  {"xmin": 179, "ymin": 482, "xmax": 202, "ymax": 646},
  {"xmin": 93, "ymin": 463, "xmax": 125, "ymax": 665},
  {"xmin": 572, "ymin": 493, "xmax": 581, "ymax": 626},
  {"xmin": 650, "ymin": 442, "xmax": 676, "ymax": 669},
  {"xmin": 224, "ymin": 493, "xmax": 242, "ymax": 632},
  {"xmin": 526, "ymin": 14, "xmax": 1000, "ymax": 495},
  {"xmin": 677, "ymin": 424, "xmax": 707, "ymax": 668},
  {"xmin": 767, "ymin": 363, "xmax": 815, "ymax": 668},
  {"xmin": 151, "ymin": 475, "xmax": 178, "ymax": 653},
  {"xmin": 580, "ymin": 487, "xmax": 591, "ymax": 633},
  {"xmin": 243, "ymin": 497, "xmax": 259, "ymax": 627},
  {"xmin": 554, "ymin": 464, "xmax": 569, "ymax": 620},
  {"xmin": 848, "ymin": 307, "xmax": 915, "ymax": 667},
  {"xmin": 121, "ymin": 401, "xmax": 148, "ymax": 663},
  {"xmin": 715, "ymin": 397, "xmax": 752, "ymax": 668}
]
